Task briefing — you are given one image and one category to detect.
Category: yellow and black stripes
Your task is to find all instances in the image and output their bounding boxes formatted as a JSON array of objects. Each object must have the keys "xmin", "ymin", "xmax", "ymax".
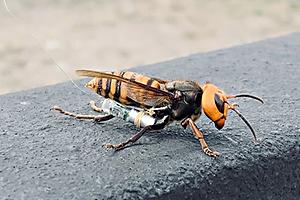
[
  {"xmin": 114, "ymin": 71, "xmax": 125, "ymax": 101},
  {"xmin": 86, "ymin": 71, "xmax": 162, "ymax": 107},
  {"xmin": 104, "ymin": 71, "xmax": 113, "ymax": 98},
  {"xmin": 147, "ymin": 78, "xmax": 154, "ymax": 87},
  {"xmin": 96, "ymin": 78, "xmax": 102, "ymax": 95}
]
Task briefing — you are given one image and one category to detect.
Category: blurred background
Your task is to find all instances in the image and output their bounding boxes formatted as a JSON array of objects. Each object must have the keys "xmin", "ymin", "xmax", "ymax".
[{"xmin": 0, "ymin": 0, "xmax": 299, "ymax": 94}]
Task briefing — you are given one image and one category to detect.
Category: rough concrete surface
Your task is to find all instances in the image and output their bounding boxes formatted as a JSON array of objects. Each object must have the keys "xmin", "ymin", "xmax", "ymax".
[{"xmin": 0, "ymin": 33, "xmax": 299, "ymax": 199}]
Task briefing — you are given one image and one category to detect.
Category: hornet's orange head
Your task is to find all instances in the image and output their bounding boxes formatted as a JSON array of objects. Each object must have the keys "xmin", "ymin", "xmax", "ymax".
[{"xmin": 201, "ymin": 82, "xmax": 264, "ymax": 142}]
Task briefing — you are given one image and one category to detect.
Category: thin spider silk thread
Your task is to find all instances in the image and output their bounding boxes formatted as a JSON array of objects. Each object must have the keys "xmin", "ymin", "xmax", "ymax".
[{"xmin": 3, "ymin": 0, "xmax": 94, "ymax": 97}]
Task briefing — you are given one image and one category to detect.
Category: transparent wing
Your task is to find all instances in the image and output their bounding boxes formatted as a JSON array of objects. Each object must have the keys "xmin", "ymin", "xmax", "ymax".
[{"xmin": 76, "ymin": 70, "xmax": 173, "ymax": 107}]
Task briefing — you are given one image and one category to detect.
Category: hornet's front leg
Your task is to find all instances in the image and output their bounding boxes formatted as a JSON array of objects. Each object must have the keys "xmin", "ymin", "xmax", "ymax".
[{"xmin": 182, "ymin": 118, "xmax": 220, "ymax": 157}]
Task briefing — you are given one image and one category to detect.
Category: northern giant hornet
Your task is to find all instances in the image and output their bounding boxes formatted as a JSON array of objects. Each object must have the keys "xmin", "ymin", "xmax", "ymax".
[{"xmin": 53, "ymin": 70, "xmax": 264, "ymax": 157}]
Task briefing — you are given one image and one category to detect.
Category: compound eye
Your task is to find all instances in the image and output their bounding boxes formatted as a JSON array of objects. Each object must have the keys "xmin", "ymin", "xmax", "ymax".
[
  {"xmin": 214, "ymin": 93, "xmax": 224, "ymax": 113},
  {"xmin": 194, "ymin": 92, "xmax": 202, "ymax": 102}
]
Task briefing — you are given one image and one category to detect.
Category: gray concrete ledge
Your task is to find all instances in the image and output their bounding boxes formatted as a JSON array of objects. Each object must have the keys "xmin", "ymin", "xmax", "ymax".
[{"xmin": 1, "ymin": 33, "xmax": 299, "ymax": 199}]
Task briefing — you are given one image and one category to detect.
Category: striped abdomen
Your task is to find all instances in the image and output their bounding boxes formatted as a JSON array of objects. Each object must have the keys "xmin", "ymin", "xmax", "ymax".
[{"xmin": 85, "ymin": 71, "xmax": 161, "ymax": 107}]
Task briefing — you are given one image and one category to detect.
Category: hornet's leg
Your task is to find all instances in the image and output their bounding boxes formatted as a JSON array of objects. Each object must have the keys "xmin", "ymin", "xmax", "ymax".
[
  {"xmin": 52, "ymin": 105, "xmax": 114, "ymax": 122},
  {"xmin": 103, "ymin": 119, "xmax": 168, "ymax": 151},
  {"xmin": 89, "ymin": 100, "xmax": 103, "ymax": 112},
  {"xmin": 182, "ymin": 118, "xmax": 220, "ymax": 157}
]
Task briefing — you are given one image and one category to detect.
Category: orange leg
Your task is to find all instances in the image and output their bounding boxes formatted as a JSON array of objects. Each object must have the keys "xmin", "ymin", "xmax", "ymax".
[{"xmin": 183, "ymin": 118, "xmax": 220, "ymax": 157}]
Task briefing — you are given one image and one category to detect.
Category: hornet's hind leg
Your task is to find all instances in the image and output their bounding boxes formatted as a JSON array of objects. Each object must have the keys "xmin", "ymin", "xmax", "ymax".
[
  {"xmin": 52, "ymin": 101, "xmax": 114, "ymax": 122},
  {"xmin": 89, "ymin": 100, "xmax": 103, "ymax": 112},
  {"xmin": 103, "ymin": 118, "xmax": 168, "ymax": 151}
]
